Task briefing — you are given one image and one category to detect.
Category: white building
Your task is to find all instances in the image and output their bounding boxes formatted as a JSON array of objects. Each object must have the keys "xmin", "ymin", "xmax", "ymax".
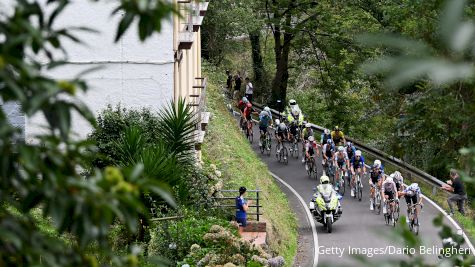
[{"xmin": 2, "ymin": 0, "xmax": 208, "ymax": 141}]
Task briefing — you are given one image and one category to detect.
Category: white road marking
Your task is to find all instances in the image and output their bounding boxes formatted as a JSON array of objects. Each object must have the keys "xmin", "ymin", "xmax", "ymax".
[{"xmin": 269, "ymin": 171, "xmax": 319, "ymax": 267}]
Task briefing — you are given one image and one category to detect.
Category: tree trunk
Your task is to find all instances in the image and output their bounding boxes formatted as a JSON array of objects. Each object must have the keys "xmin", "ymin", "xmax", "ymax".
[
  {"xmin": 271, "ymin": 32, "xmax": 293, "ymax": 106},
  {"xmin": 249, "ymin": 30, "xmax": 265, "ymax": 86}
]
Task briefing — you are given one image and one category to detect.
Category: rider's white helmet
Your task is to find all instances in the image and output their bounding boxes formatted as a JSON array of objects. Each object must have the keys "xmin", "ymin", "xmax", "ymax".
[
  {"xmin": 264, "ymin": 106, "xmax": 271, "ymax": 112},
  {"xmin": 338, "ymin": 146, "xmax": 344, "ymax": 152},
  {"xmin": 289, "ymin": 99, "xmax": 297, "ymax": 105},
  {"xmin": 386, "ymin": 176, "xmax": 393, "ymax": 183},
  {"xmin": 308, "ymin": 136, "xmax": 315, "ymax": 142},
  {"xmin": 279, "ymin": 122, "xmax": 286, "ymax": 129},
  {"xmin": 324, "ymin": 129, "xmax": 330, "ymax": 135},
  {"xmin": 347, "ymin": 141, "xmax": 352, "ymax": 147},
  {"xmin": 355, "ymin": 150, "xmax": 362, "ymax": 156},
  {"xmin": 275, "ymin": 119, "xmax": 280, "ymax": 125},
  {"xmin": 305, "ymin": 123, "xmax": 311, "ymax": 128},
  {"xmin": 374, "ymin": 159, "xmax": 381, "ymax": 167},
  {"xmin": 242, "ymin": 97, "xmax": 248, "ymax": 103},
  {"xmin": 261, "ymin": 111, "xmax": 270, "ymax": 117}
]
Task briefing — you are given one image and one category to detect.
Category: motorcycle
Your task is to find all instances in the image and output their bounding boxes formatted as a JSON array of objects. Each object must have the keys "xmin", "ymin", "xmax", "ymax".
[{"xmin": 309, "ymin": 185, "xmax": 343, "ymax": 233}]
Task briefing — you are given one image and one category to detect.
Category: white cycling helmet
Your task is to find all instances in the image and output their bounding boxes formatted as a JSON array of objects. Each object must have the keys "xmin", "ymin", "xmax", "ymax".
[
  {"xmin": 279, "ymin": 122, "xmax": 286, "ymax": 130},
  {"xmin": 355, "ymin": 150, "xmax": 362, "ymax": 156},
  {"xmin": 338, "ymin": 146, "xmax": 344, "ymax": 152},
  {"xmin": 261, "ymin": 110, "xmax": 270, "ymax": 117},
  {"xmin": 324, "ymin": 129, "xmax": 330, "ymax": 135},
  {"xmin": 374, "ymin": 159, "xmax": 381, "ymax": 167},
  {"xmin": 347, "ymin": 141, "xmax": 352, "ymax": 147},
  {"xmin": 305, "ymin": 123, "xmax": 311, "ymax": 128},
  {"xmin": 289, "ymin": 99, "xmax": 297, "ymax": 105},
  {"xmin": 386, "ymin": 176, "xmax": 393, "ymax": 183},
  {"xmin": 308, "ymin": 136, "xmax": 315, "ymax": 142},
  {"xmin": 275, "ymin": 119, "xmax": 280, "ymax": 125},
  {"xmin": 264, "ymin": 106, "xmax": 271, "ymax": 112},
  {"xmin": 242, "ymin": 97, "xmax": 248, "ymax": 103}
]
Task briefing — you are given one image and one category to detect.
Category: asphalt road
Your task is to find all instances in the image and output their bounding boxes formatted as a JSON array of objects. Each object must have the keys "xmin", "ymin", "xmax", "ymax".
[{"xmin": 240, "ymin": 120, "xmax": 469, "ymax": 267}]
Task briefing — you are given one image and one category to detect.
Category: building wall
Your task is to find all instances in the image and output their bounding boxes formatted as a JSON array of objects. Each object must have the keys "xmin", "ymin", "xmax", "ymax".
[
  {"xmin": 25, "ymin": 1, "xmax": 175, "ymax": 141},
  {"xmin": 2, "ymin": 0, "xmax": 206, "ymax": 142}
]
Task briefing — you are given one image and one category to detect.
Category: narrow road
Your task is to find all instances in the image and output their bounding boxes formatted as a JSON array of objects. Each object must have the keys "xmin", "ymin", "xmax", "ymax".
[{"xmin": 240, "ymin": 119, "xmax": 469, "ymax": 266}]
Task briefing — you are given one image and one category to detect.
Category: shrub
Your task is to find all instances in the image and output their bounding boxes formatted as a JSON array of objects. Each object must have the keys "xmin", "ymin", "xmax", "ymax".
[
  {"xmin": 147, "ymin": 215, "xmax": 234, "ymax": 263},
  {"xmin": 179, "ymin": 224, "xmax": 284, "ymax": 267}
]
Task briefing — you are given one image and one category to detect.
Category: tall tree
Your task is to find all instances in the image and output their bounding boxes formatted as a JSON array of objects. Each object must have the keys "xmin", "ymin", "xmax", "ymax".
[{"xmin": 265, "ymin": 0, "xmax": 318, "ymax": 104}]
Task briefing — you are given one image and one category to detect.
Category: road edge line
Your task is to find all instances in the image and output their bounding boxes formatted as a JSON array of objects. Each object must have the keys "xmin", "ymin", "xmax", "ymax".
[{"xmin": 268, "ymin": 171, "xmax": 319, "ymax": 267}]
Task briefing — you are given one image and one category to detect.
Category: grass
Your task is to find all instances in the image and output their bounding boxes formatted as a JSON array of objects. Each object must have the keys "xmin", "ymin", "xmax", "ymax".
[{"xmin": 201, "ymin": 64, "xmax": 298, "ymax": 266}]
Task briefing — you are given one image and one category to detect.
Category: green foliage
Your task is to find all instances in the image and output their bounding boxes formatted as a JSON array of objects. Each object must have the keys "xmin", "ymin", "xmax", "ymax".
[
  {"xmin": 0, "ymin": 0, "xmax": 176, "ymax": 265},
  {"xmin": 148, "ymin": 215, "xmax": 235, "ymax": 264}
]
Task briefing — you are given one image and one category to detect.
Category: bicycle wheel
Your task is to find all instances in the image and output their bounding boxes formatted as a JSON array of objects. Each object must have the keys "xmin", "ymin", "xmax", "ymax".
[
  {"xmin": 306, "ymin": 161, "xmax": 312, "ymax": 177},
  {"xmin": 313, "ymin": 161, "xmax": 318, "ymax": 179},
  {"xmin": 266, "ymin": 138, "xmax": 272, "ymax": 156},
  {"xmin": 413, "ymin": 217, "xmax": 419, "ymax": 235},
  {"xmin": 375, "ymin": 194, "xmax": 381, "ymax": 215},
  {"xmin": 339, "ymin": 171, "xmax": 346, "ymax": 196},
  {"xmin": 283, "ymin": 147, "xmax": 289, "ymax": 165},
  {"xmin": 394, "ymin": 202, "xmax": 400, "ymax": 222},
  {"xmin": 260, "ymin": 137, "xmax": 265, "ymax": 154},
  {"xmin": 293, "ymin": 142, "xmax": 299, "ymax": 158},
  {"xmin": 357, "ymin": 181, "xmax": 363, "ymax": 201}
]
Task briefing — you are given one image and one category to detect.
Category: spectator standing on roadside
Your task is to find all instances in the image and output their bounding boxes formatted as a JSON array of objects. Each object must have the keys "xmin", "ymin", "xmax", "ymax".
[
  {"xmin": 236, "ymin": 186, "xmax": 250, "ymax": 234},
  {"xmin": 245, "ymin": 77, "xmax": 254, "ymax": 103},
  {"xmin": 226, "ymin": 70, "xmax": 233, "ymax": 93},
  {"xmin": 441, "ymin": 169, "xmax": 467, "ymax": 216},
  {"xmin": 234, "ymin": 72, "xmax": 242, "ymax": 100}
]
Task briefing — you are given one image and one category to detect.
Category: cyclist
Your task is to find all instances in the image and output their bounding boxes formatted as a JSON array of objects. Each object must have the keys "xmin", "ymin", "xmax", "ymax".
[
  {"xmin": 287, "ymin": 109, "xmax": 303, "ymax": 150},
  {"xmin": 333, "ymin": 146, "xmax": 349, "ymax": 191},
  {"xmin": 301, "ymin": 123, "xmax": 315, "ymax": 163},
  {"xmin": 322, "ymin": 139, "xmax": 335, "ymax": 169},
  {"xmin": 305, "ymin": 136, "xmax": 319, "ymax": 171},
  {"xmin": 331, "ymin": 126, "xmax": 346, "ymax": 146},
  {"xmin": 350, "ymin": 150, "xmax": 366, "ymax": 197},
  {"xmin": 346, "ymin": 142, "xmax": 356, "ymax": 161},
  {"xmin": 321, "ymin": 128, "xmax": 332, "ymax": 145},
  {"xmin": 381, "ymin": 175, "xmax": 398, "ymax": 217},
  {"xmin": 391, "ymin": 171, "xmax": 404, "ymax": 197},
  {"xmin": 263, "ymin": 106, "xmax": 272, "ymax": 119},
  {"xmin": 258, "ymin": 110, "xmax": 273, "ymax": 148},
  {"xmin": 243, "ymin": 102, "xmax": 256, "ymax": 136},
  {"xmin": 276, "ymin": 122, "xmax": 289, "ymax": 154},
  {"xmin": 238, "ymin": 97, "xmax": 249, "ymax": 128},
  {"xmin": 401, "ymin": 183, "xmax": 423, "ymax": 224},
  {"xmin": 369, "ymin": 159, "xmax": 384, "ymax": 210}
]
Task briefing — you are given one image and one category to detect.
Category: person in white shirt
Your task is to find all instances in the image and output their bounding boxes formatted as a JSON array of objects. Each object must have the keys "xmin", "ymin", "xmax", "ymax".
[{"xmin": 245, "ymin": 77, "xmax": 254, "ymax": 103}]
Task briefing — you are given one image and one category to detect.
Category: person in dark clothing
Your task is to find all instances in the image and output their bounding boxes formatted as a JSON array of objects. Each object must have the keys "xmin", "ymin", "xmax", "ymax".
[
  {"xmin": 226, "ymin": 70, "xmax": 233, "ymax": 92},
  {"xmin": 441, "ymin": 169, "xmax": 467, "ymax": 216},
  {"xmin": 233, "ymin": 72, "xmax": 242, "ymax": 100},
  {"xmin": 236, "ymin": 186, "xmax": 250, "ymax": 234}
]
